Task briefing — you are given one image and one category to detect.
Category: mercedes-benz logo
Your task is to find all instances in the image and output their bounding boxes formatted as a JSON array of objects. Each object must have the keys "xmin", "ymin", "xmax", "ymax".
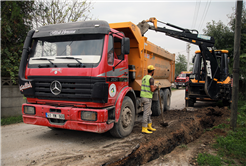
[{"xmin": 50, "ymin": 80, "xmax": 62, "ymax": 95}]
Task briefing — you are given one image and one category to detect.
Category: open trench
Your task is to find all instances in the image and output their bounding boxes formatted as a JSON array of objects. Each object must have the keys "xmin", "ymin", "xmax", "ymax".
[{"xmin": 102, "ymin": 106, "xmax": 230, "ymax": 166}]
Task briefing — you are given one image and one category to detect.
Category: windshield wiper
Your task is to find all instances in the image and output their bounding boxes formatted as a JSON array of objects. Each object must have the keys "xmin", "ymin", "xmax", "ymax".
[
  {"xmin": 32, "ymin": 58, "xmax": 57, "ymax": 67},
  {"xmin": 56, "ymin": 56, "xmax": 83, "ymax": 67}
]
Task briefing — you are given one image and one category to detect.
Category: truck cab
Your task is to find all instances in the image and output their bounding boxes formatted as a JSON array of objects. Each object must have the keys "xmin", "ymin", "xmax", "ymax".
[
  {"xmin": 175, "ymin": 71, "xmax": 192, "ymax": 89},
  {"xmin": 19, "ymin": 21, "xmax": 134, "ymax": 136}
]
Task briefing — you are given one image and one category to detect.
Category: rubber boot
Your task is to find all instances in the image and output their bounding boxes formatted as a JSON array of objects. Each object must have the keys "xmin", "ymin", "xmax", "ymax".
[
  {"xmin": 142, "ymin": 127, "xmax": 153, "ymax": 134},
  {"xmin": 147, "ymin": 123, "xmax": 156, "ymax": 131}
]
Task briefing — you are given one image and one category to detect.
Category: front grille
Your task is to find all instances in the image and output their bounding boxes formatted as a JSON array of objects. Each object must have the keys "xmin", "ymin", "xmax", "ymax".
[{"xmin": 28, "ymin": 76, "xmax": 106, "ymax": 102}]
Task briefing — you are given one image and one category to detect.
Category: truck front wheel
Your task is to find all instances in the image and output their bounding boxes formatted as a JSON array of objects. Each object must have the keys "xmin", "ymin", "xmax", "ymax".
[{"xmin": 110, "ymin": 96, "xmax": 135, "ymax": 138}]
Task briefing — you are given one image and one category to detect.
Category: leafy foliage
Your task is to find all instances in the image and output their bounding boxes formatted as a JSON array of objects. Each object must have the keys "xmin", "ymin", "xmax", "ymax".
[
  {"xmin": 203, "ymin": 20, "xmax": 234, "ymax": 55},
  {"xmin": 175, "ymin": 53, "xmax": 187, "ymax": 76},
  {"xmin": 1, "ymin": 1, "xmax": 34, "ymax": 82}
]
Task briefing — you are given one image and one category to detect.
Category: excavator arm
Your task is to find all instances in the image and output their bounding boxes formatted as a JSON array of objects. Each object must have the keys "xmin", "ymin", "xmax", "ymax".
[
  {"xmin": 137, "ymin": 18, "xmax": 220, "ymax": 99},
  {"xmin": 137, "ymin": 17, "xmax": 214, "ymax": 47}
]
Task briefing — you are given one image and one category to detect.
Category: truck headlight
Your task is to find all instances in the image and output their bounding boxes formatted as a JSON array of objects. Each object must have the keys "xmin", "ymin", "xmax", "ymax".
[
  {"xmin": 24, "ymin": 106, "xmax": 36, "ymax": 115},
  {"xmin": 81, "ymin": 111, "xmax": 97, "ymax": 121}
]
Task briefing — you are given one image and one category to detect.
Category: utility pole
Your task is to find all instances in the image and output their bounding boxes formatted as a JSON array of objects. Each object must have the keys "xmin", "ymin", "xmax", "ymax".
[
  {"xmin": 230, "ymin": 0, "xmax": 243, "ymax": 131},
  {"xmin": 186, "ymin": 43, "xmax": 190, "ymax": 71}
]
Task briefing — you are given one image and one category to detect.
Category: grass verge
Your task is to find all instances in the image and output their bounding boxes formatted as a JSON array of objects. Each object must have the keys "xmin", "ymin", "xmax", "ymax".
[
  {"xmin": 197, "ymin": 153, "xmax": 222, "ymax": 166},
  {"xmin": 1, "ymin": 115, "xmax": 23, "ymax": 126},
  {"xmin": 171, "ymin": 87, "xmax": 177, "ymax": 91},
  {"xmin": 197, "ymin": 97, "xmax": 246, "ymax": 166}
]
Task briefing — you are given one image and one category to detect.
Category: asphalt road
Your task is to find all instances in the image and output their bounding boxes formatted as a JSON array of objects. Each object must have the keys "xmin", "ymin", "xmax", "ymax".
[
  {"xmin": 2, "ymin": 89, "xmax": 214, "ymax": 166},
  {"xmin": 170, "ymin": 88, "xmax": 186, "ymax": 110}
]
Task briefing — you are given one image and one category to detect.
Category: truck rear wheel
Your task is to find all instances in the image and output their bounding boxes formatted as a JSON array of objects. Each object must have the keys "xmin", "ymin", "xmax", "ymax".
[
  {"xmin": 163, "ymin": 89, "xmax": 171, "ymax": 111},
  {"xmin": 151, "ymin": 90, "xmax": 164, "ymax": 116},
  {"xmin": 110, "ymin": 96, "xmax": 135, "ymax": 138}
]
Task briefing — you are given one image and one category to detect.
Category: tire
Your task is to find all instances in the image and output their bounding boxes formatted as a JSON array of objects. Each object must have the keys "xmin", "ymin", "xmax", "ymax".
[
  {"xmin": 151, "ymin": 90, "xmax": 164, "ymax": 116},
  {"xmin": 110, "ymin": 96, "xmax": 135, "ymax": 138},
  {"xmin": 176, "ymin": 85, "xmax": 179, "ymax": 89},
  {"xmin": 163, "ymin": 89, "xmax": 171, "ymax": 111}
]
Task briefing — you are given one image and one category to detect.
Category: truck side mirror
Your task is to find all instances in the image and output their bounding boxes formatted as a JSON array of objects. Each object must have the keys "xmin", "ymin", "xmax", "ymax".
[{"xmin": 121, "ymin": 37, "xmax": 130, "ymax": 58}]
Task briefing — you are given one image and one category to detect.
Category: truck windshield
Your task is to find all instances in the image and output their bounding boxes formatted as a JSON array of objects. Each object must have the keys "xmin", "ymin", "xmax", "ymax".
[
  {"xmin": 178, "ymin": 74, "xmax": 186, "ymax": 78},
  {"xmin": 29, "ymin": 34, "xmax": 104, "ymax": 68}
]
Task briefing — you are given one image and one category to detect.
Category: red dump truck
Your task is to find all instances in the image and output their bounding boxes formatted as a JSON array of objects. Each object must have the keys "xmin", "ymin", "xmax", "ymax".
[{"xmin": 19, "ymin": 20, "xmax": 175, "ymax": 137}]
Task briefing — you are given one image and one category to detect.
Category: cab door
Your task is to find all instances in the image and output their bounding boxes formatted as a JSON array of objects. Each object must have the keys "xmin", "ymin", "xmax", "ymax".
[{"xmin": 106, "ymin": 34, "xmax": 128, "ymax": 104}]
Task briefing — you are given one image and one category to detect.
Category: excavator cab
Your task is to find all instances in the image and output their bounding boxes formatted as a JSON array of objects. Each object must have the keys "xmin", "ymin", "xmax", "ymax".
[{"xmin": 192, "ymin": 50, "xmax": 229, "ymax": 82}]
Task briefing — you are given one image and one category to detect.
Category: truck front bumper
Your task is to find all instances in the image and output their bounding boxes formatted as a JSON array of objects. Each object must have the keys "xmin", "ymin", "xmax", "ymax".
[
  {"xmin": 175, "ymin": 82, "xmax": 185, "ymax": 86},
  {"xmin": 22, "ymin": 104, "xmax": 114, "ymax": 133}
]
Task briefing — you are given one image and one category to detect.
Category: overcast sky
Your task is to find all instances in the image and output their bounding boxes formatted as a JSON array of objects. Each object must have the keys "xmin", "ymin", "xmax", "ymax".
[{"xmin": 91, "ymin": 0, "xmax": 237, "ymax": 68}]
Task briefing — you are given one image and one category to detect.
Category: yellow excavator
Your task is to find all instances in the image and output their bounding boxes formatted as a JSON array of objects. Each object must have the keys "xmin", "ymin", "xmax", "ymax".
[{"xmin": 137, "ymin": 17, "xmax": 232, "ymax": 107}]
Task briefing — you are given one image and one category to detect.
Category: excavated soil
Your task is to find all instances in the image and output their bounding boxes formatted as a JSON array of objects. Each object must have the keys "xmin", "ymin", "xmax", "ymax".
[{"xmin": 102, "ymin": 106, "xmax": 230, "ymax": 166}]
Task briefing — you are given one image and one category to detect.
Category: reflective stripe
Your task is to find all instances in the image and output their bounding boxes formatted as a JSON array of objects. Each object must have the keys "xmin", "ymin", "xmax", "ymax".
[
  {"xmin": 141, "ymin": 89, "xmax": 151, "ymax": 93},
  {"xmin": 140, "ymin": 75, "xmax": 153, "ymax": 99}
]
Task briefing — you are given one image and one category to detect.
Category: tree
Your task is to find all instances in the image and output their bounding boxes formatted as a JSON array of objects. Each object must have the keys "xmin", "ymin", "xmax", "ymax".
[
  {"xmin": 203, "ymin": 4, "xmax": 246, "ymax": 94},
  {"xmin": 175, "ymin": 54, "xmax": 187, "ymax": 76},
  {"xmin": 203, "ymin": 20, "xmax": 234, "ymax": 54},
  {"xmin": 32, "ymin": 0, "xmax": 93, "ymax": 29},
  {"xmin": 228, "ymin": 5, "xmax": 246, "ymax": 58},
  {"xmin": 1, "ymin": 1, "xmax": 34, "ymax": 82}
]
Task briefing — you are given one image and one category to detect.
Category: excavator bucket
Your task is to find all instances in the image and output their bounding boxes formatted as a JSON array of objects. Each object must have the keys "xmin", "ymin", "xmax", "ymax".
[{"xmin": 137, "ymin": 21, "xmax": 150, "ymax": 36}]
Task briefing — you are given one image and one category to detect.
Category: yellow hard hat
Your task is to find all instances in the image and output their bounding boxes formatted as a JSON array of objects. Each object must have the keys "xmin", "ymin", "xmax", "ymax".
[{"xmin": 147, "ymin": 65, "xmax": 155, "ymax": 70}]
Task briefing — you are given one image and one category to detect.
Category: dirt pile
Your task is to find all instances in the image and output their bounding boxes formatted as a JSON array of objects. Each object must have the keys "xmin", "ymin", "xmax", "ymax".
[{"xmin": 102, "ymin": 106, "xmax": 230, "ymax": 166}]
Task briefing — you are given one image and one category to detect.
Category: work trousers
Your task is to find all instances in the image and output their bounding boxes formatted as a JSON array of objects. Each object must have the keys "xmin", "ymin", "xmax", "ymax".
[{"xmin": 142, "ymin": 97, "xmax": 152, "ymax": 127}]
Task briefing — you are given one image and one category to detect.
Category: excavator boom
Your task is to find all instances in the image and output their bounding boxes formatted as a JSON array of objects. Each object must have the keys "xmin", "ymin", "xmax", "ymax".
[{"xmin": 137, "ymin": 18, "xmax": 214, "ymax": 47}]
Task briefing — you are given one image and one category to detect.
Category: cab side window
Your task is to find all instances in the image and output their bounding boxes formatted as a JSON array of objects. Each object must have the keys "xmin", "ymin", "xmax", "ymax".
[
  {"xmin": 113, "ymin": 37, "xmax": 123, "ymax": 60},
  {"xmin": 108, "ymin": 35, "xmax": 114, "ymax": 65}
]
